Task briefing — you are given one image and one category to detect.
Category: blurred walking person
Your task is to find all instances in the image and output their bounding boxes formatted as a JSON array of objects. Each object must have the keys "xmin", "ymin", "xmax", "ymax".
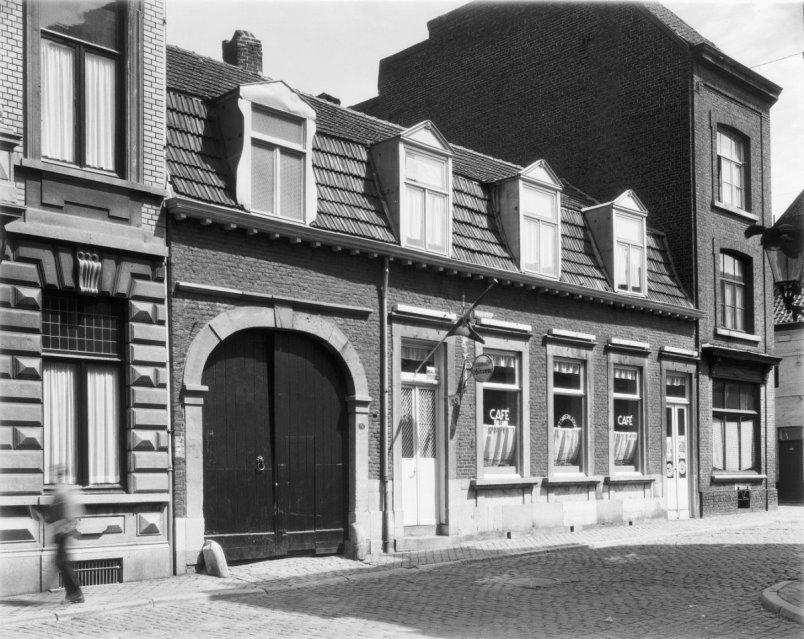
[{"xmin": 48, "ymin": 465, "xmax": 85, "ymax": 604}]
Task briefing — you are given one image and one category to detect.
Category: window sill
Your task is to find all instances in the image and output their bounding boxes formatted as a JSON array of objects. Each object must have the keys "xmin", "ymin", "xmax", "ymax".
[
  {"xmin": 713, "ymin": 201, "xmax": 757, "ymax": 222},
  {"xmin": 37, "ymin": 492, "xmax": 170, "ymax": 505},
  {"xmin": 711, "ymin": 473, "xmax": 767, "ymax": 483},
  {"xmin": 543, "ymin": 474, "xmax": 601, "ymax": 486},
  {"xmin": 715, "ymin": 328, "xmax": 761, "ymax": 343},
  {"xmin": 472, "ymin": 476, "xmax": 541, "ymax": 489},
  {"xmin": 20, "ymin": 158, "xmax": 166, "ymax": 198},
  {"xmin": 604, "ymin": 474, "xmax": 656, "ymax": 485}
]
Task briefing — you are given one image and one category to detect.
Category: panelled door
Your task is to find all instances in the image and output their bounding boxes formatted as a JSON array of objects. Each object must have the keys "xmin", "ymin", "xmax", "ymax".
[
  {"xmin": 401, "ymin": 383, "xmax": 438, "ymax": 526},
  {"xmin": 665, "ymin": 404, "xmax": 690, "ymax": 520},
  {"xmin": 202, "ymin": 330, "xmax": 348, "ymax": 561}
]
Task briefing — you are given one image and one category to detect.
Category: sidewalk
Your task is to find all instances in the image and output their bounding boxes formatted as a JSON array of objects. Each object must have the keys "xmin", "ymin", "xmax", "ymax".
[{"xmin": 2, "ymin": 506, "xmax": 802, "ymax": 628}]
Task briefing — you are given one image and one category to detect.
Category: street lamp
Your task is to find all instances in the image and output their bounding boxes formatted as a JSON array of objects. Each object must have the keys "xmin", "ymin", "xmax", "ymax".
[{"xmin": 766, "ymin": 246, "xmax": 804, "ymax": 321}]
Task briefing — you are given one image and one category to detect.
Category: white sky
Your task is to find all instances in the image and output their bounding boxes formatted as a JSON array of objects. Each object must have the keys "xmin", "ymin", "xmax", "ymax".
[{"xmin": 166, "ymin": 0, "xmax": 804, "ymax": 216}]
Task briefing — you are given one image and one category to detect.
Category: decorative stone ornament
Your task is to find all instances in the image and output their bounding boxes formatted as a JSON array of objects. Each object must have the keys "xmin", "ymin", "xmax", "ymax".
[{"xmin": 77, "ymin": 250, "xmax": 102, "ymax": 294}]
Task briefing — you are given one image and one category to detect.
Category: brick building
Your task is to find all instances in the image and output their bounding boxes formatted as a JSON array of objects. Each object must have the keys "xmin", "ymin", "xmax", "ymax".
[
  {"xmin": 355, "ymin": 1, "xmax": 782, "ymax": 516},
  {"xmin": 0, "ymin": 0, "xmax": 171, "ymax": 595},
  {"xmin": 164, "ymin": 34, "xmax": 704, "ymax": 569}
]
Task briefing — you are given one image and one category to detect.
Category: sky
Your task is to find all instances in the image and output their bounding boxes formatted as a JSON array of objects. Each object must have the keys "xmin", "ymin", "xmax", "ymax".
[{"xmin": 166, "ymin": 0, "xmax": 804, "ymax": 217}]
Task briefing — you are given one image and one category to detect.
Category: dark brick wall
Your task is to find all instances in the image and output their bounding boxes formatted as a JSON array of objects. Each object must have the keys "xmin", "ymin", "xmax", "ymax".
[
  {"xmin": 168, "ymin": 219, "xmax": 697, "ymax": 515},
  {"xmin": 361, "ymin": 2, "xmax": 696, "ymax": 295}
]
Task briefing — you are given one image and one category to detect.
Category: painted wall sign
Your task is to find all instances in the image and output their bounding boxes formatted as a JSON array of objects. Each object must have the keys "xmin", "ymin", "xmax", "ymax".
[{"xmin": 472, "ymin": 354, "xmax": 494, "ymax": 382}]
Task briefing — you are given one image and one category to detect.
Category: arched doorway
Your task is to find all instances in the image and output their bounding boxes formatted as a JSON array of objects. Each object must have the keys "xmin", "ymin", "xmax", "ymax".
[{"xmin": 202, "ymin": 329, "xmax": 348, "ymax": 560}]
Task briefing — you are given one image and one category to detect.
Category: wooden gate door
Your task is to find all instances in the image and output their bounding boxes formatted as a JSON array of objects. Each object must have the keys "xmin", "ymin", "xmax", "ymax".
[
  {"xmin": 273, "ymin": 332, "xmax": 348, "ymax": 555},
  {"xmin": 202, "ymin": 330, "xmax": 275, "ymax": 560}
]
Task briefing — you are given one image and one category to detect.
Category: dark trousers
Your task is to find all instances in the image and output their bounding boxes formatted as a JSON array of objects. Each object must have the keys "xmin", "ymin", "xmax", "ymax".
[{"xmin": 55, "ymin": 533, "xmax": 82, "ymax": 599}]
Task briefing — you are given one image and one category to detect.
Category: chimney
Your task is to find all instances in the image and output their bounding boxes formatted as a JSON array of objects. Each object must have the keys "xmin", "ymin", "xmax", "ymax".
[{"xmin": 222, "ymin": 30, "xmax": 262, "ymax": 74}]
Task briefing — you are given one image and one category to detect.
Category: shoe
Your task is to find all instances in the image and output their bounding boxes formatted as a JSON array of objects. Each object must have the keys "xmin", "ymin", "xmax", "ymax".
[{"xmin": 66, "ymin": 593, "xmax": 85, "ymax": 604}]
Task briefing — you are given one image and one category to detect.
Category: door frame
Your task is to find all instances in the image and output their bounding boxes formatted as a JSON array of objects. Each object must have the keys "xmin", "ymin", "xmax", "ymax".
[{"xmin": 178, "ymin": 305, "xmax": 371, "ymax": 570}]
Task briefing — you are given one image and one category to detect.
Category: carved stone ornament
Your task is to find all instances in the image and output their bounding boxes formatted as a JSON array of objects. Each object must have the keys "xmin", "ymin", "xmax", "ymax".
[{"xmin": 77, "ymin": 250, "xmax": 102, "ymax": 295}]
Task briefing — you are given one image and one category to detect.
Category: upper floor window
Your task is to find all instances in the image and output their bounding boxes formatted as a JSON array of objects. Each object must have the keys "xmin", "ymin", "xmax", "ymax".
[
  {"xmin": 522, "ymin": 183, "xmax": 559, "ymax": 277},
  {"xmin": 720, "ymin": 252, "xmax": 750, "ymax": 332},
  {"xmin": 42, "ymin": 293, "xmax": 124, "ymax": 487},
  {"xmin": 40, "ymin": 0, "xmax": 121, "ymax": 172},
  {"xmin": 404, "ymin": 149, "xmax": 449, "ymax": 253},
  {"xmin": 717, "ymin": 129, "xmax": 746, "ymax": 211},
  {"xmin": 614, "ymin": 213, "xmax": 646, "ymax": 295},
  {"xmin": 251, "ymin": 107, "xmax": 306, "ymax": 221}
]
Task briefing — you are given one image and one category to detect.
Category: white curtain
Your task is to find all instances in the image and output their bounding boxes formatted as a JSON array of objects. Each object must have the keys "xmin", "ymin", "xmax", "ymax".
[
  {"xmin": 724, "ymin": 417, "xmax": 740, "ymax": 471},
  {"xmin": 523, "ymin": 218, "xmax": 539, "ymax": 270},
  {"xmin": 554, "ymin": 361, "xmax": 581, "ymax": 375},
  {"xmin": 489, "ymin": 353, "xmax": 517, "ymax": 369},
  {"xmin": 41, "ymin": 40, "xmax": 75, "ymax": 163},
  {"xmin": 279, "ymin": 150, "xmax": 304, "ymax": 220},
  {"xmin": 629, "ymin": 246, "xmax": 643, "ymax": 291},
  {"xmin": 44, "ymin": 362, "xmax": 78, "ymax": 484},
  {"xmin": 84, "ymin": 53, "xmax": 116, "ymax": 170},
  {"xmin": 614, "ymin": 367, "xmax": 637, "ymax": 380},
  {"xmin": 613, "ymin": 431, "xmax": 638, "ymax": 465},
  {"xmin": 484, "ymin": 424, "xmax": 516, "ymax": 467},
  {"xmin": 426, "ymin": 192, "xmax": 447, "ymax": 252},
  {"xmin": 539, "ymin": 221, "xmax": 556, "ymax": 275},
  {"xmin": 406, "ymin": 185, "xmax": 425, "ymax": 246},
  {"xmin": 86, "ymin": 365, "xmax": 120, "ymax": 484},
  {"xmin": 554, "ymin": 427, "xmax": 581, "ymax": 465},
  {"xmin": 712, "ymin": 417, "xmax": 724, "ymax": 470},
  {"xmin": 739, "ymin": 418, "xmax": 755, "ymax": 471},
  {"xmin": 667, "ymin": 374, "xmax": 686, "ymax": 387}
]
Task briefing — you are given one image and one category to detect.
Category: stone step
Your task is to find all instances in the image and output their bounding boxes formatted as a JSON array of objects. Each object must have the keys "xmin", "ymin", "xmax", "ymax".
[{"xmin": 394, "ymin": 535, "xmax": 453, "ymax": 552}]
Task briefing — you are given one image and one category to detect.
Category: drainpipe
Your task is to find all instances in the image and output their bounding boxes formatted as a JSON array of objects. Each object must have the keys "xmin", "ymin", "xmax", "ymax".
[
  {"xmin": 163, "ymin": 209, "xmax": 176, "ymax": 576},
  {"xmin": 380, "ymin": 256, "xmax": 392, "ymax": 553},
  {"xmin": 761, "ymin": 122, "xmax": 769, "ymax": 512}
]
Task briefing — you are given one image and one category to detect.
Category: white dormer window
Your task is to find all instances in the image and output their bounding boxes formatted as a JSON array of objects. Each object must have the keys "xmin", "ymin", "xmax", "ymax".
[
  {"xmin": 404, "ymin": 148, "xmax": 449, "ymax": 253},
  {"xmin": 251, "ymin": 107, "xmax": 306, "ymax": 220},
  {"xmin": 614, "ymin": 212, "xmax": 645, "ymax": 294},
  {"xmin": 582, "ymin": 190, "xmax": 648, "ymax": 297},
  {"xmin": 370, "ymin": 121, "xmax": 453, "ymax": 256},
  {"xmin": 498, "ymin": 160, "xmax": 562, "ymax": 278},
  {"xmin": 218, "ymin": 81, "xmax": 317, "ymax": 224},
  {"xmin": 521, "ymin": 183, "xmax": 559, "ymax": 276}
]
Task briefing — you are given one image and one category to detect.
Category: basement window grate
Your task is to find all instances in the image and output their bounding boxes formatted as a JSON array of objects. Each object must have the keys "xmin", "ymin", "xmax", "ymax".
[
  {"xmin": 737, "ymin": 489, "xmax": 751, "ymax": 509},
  {"xmin": 59, "ymin": 558, "xmax": 122, "ymax": 587}
]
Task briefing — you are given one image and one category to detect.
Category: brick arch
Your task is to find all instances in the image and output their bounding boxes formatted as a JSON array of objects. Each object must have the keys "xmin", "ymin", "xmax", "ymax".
[{"xmin": 177, "ymin": 305, "xmax": 372, "ymax": 567}]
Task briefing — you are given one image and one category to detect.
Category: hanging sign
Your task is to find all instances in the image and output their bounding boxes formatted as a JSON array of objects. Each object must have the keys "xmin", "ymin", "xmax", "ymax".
[{"xmin": 471, "ymin": 354, "xmax": 494, "ymax": 382}]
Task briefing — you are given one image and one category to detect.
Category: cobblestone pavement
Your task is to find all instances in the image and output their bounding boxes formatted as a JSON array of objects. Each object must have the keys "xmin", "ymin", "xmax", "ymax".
[{"xmin": 4, "ymin": 509, "xmax": 803, "ymax": 638}]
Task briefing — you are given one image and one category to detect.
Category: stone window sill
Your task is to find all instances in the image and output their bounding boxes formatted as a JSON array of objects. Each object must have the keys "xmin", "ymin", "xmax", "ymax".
[
  {"xmin": 715, "ymin": 328, "xmax": 761, "ymax": 343},
  {"xmin": 713, "ymin": 201, "xmax": 758, "ymax": 222},
  {"xmin": 604, "ymin": 474, "xmax": 656, "ymax": 485},
  {"xmin": 711, "ymin": 473, "xmax": 766, "ymax": 483},
  {"xmin": 472, "ymin": 476, "xmax": 541, "ymax": 489}
]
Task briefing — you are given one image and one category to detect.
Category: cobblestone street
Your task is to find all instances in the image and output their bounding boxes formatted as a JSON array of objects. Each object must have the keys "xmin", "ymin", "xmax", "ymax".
[{"xmin": 4, "ymin": 510, "xmax": 802, "ymax": 639}]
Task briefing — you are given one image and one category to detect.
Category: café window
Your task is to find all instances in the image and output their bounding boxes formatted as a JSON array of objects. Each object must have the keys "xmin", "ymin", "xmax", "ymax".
[
  {"xmin": 42, "ymin": 293, "xmax": 124, "ymax": 487},
  {"xmin": 552, "ymin": 360, "xmax": 586, "ymax": 472},
  {"xmin": 612, "ymin": 366, "xmax": 643, "ymax": 472},
  {"xmin": 481, "ymin": 351, "xmax": 520, "ymax": 475},
  {"xmin": 712, "ymin": 380, "xmax": 758, "ymax": 472}
]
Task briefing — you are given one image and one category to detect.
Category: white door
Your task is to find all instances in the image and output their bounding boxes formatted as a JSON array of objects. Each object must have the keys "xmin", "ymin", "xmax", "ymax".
[
  {"xmin": 401, "ymin": 385, "xmax": 437, "ymax": 526},
  {"xmin": 666, "ymin": 404, "xmax": 690, "ymax": 520}
]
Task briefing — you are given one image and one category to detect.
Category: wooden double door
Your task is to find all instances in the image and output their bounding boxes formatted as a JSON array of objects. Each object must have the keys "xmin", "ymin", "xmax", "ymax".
[{"xmin": 202, "ymin": 330, "xmax": 348, "ymax": 561}]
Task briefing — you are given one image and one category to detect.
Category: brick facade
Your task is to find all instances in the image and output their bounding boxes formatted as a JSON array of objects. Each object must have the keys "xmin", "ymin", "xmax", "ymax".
[{"xmin": 356, "ymin": 1, "xmax": 781, "ymax": 519}]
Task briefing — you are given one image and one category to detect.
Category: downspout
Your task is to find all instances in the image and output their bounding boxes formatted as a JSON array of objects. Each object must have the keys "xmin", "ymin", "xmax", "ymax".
[
  {"xmin": 164, "ymin": 211, "xmax": 176, "ymax": 576},
  {"xmin": 688, "ymin": 55, "xmax": 702, "ymax": 518},
  {"xmin": 761, "ymin": 119, "xmax": 769, "ymax": 512},
  {"xmin": 380, "ymin": 256, "xmax": 392, "ymax": 553}
]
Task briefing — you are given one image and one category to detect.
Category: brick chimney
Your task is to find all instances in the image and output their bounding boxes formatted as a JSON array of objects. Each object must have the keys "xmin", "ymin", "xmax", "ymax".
[{"xmin": 222, "ymin": 30, "xmax": 262, "ymax": 74}]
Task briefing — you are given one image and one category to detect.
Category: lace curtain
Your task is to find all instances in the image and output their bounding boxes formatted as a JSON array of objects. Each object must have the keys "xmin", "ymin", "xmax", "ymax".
[
  {"xmin": 484, "ymin": 424, "xmax": 516, "ymax": 467},
  {"xmin": 84, "ymin": 53, "xmax": 116, "ymax": 170},
  {"xmin": 41, "ymin": 40, "xmax": 75, "ymax": 163}
]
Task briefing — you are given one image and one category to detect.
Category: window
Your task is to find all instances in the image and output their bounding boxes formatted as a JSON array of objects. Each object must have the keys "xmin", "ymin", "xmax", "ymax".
[
  {"xmin": 251, "ymin": 107, "xmax": 306, "ymax": 221},
  {"xmin": 42, "ymin": 293, "xmax": 123, "ymax": 486},
  {"xmin": 717, "ymin": 129, "xmax": 746, "ymax": 210},
  {"xmin": 481, "ymin": 351, "xmax": 520, "ymax": 475},
  {"xmin": 403, "ymin": 149, "xmax": 449, "ymax": 254},
  {"xmin": 712, "ymin": 380, "xmax": 758, "ymax": 472},
  {"xmin": 612, "ymin": 366, "xmax": 643, "ymax": 471},
  {"xmin": 39, "ymin": 0, "xmax": 121, "ymax": 172},
  {"xmin": 720, "ymin": 252, "xmax": 750, "ymax": 332},
  {"xmin": 522, "ymin": 184, "xmax": 559, "ymax": 277},
  {"xmin": 552, "ymin": 360, "xmax": 586, "ymax": 472},
  {"xmin": 614, "ymin": 214, "xmax": 645, "ymax": 294}
]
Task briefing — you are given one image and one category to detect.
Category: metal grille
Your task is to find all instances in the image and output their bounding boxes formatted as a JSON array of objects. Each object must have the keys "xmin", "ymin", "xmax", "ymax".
[
  {"xmin": 401, "ymin": 387, "xmax": 413, "ymax": 458},
  {"xmin": 737, "ymin": 489, "xmax": 751, "ymax": 509},
  {"xmin": 59, "ymin": 558, "xmax": 122, "ymax": 587},
  {"xmin": 418, "ymin": 388, "xmax": 436, "ymax": 458},
  {"xmin": 43, "ymin": 295, "xmax": 120, "ymax": 356}
]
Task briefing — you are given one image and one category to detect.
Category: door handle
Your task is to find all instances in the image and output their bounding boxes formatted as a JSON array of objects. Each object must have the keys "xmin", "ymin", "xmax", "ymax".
[{"xmin": 256, "ymin": 455, "xmax": 266, "ymax": 473}]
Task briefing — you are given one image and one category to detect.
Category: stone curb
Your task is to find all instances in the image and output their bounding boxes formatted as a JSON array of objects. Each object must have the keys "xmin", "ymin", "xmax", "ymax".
[{"xmin": 760, "ymin": 581, "xmax": 804, "ymax": 625}]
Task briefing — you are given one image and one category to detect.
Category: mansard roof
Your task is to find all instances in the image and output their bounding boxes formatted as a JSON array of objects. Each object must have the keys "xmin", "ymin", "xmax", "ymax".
[{"xmin": 165, "ymin": 45, "xmax": 694, "ymax": 312}]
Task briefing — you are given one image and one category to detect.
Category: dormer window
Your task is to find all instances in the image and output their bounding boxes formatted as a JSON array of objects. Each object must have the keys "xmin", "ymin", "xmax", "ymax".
[
  {"xmin": 498, "ymin": 160, "xmax": 562, "ymax": 278},
  {"xmin": 370, "ymin": 122, "xmax": 453, "ymax": 256},
  {"xmin": 251, "ymin": 107, "xmax": 305, "ymax": 220},
  {"xmin": 218, "ymin": 81, "xmax": 317, "ymax": 224},
  {"xmin": 404, "ymin": 148, "xmax": 449, "ymax": 252},
  {"xmin": 582, "ymin": 190, "xmax": 648, "ymax": 297},
  {"xmin": 614, "ymin": 212, "xmax": 645, "ymax": 294}
]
